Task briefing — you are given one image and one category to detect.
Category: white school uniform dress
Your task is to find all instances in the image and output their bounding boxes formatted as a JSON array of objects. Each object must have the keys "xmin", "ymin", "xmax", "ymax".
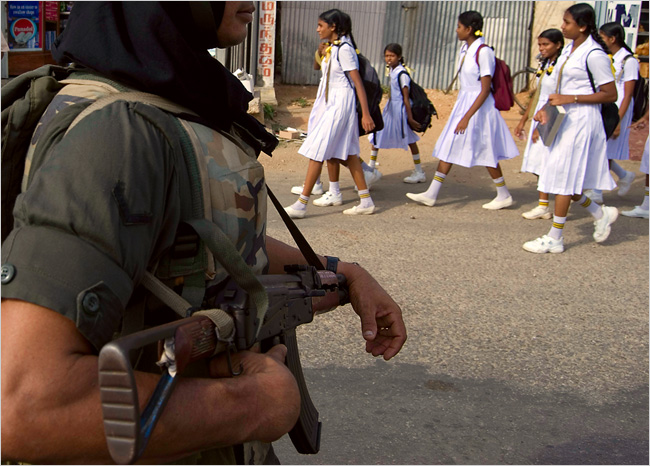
[
  {"xmin": 606, "ymin": 48, "xmax": 640, "ymax": 160},
  {"xmin": 537, "ymin": 37, "xmax": 617, "ymax": 195},
  {"xmin": 368, "ymin": 64, "xmax": 419, "ymax": 150},
  {"xmin": 521, "ymin": 62, "xmax": 559, "ymax": 175},
  {"xmin": 298, "ymin": 36, "xmax": 360, "ymax": 162},
  {"xmin": 641, "ymin": 137, "xmax": 649, "ymax": 175},
  {"xmin": 432, "ymin": 38, "xmax": 519, "ymax": 168}
]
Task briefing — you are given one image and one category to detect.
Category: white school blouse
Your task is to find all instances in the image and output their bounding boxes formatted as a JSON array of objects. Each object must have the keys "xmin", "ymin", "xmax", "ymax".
[
  {"xmin": 368, "ymin": 64, "xmax": 419, "ymax": 150},
  {"xmin": 299, "ymin": 35, "xmax": 360, "ymax": 162},
  {"xmin": 537, "ymin": 36, "xmax": 616, "ymax": 195},
  {"xmin": 432, "ymin": 37, "xmax": 519, "ymax": 168},
  {"xmin": 521, "ymin": 60, "xmax": 559, "ymax": 175}
]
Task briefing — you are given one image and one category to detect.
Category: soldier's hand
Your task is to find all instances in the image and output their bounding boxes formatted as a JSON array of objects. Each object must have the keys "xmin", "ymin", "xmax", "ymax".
[
  {"xmin": 208, "ymin": 345, "xmax": 300, "ymax": 442},
  {"xmin": 338, "ymin": 263, "xmax": 407, "ymax": 360}
]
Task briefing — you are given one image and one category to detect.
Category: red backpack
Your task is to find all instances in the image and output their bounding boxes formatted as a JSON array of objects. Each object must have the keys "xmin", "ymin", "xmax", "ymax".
[{"xmin": 476, "ymin": 44, "xmax": 514, "ymax": 111}]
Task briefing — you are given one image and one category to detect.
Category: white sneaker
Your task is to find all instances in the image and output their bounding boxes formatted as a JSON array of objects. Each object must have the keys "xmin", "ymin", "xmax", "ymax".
[
  {"xmin": 621, "ymin": 205, "xmax": 649, "ymax": 219},
  {"xmin": 343, "ymin": 204, "xmax": 376, "ymax": 215},
  {"xmin": 312, "ymin": 191, "xmax": 343, "ymax": 206},
  {"xmin": 406, "ymin": 192, "xmax": 436, "ymax": 207},
  {"xmin": 522, "ymin": 235, "xmax": 565, "ymax": 254},
  {"xmin": 522, "ymin": 205, "xmax": 553, "ymax": 220},
  {"xmin": 284, "ymin": 205, "xmax": 306, "ymax": 219},
  {"xmin": 291, "ymin": 181, "xmax": 324, "ymax": 196},
  {"xmin": 593, "ymin": 205, "xmax": 618, "ymax": 243},
  {"xmin": 584, "ymin": 189, "xmax": 603, "ymax": 204},
  {"xmin": 403, "ymin": 170, "xmax": 426, "ymax": 184},
  {"xmin": 617, "ymin": 171, "xmax": 636, "ymax": 197},
  {"xmin": 364, "ymin": 169, "xmax": 382, "ymax": 189},
  {"xmin": 482, "ymin": 196, "xmax": 513, "ymax": 210}
]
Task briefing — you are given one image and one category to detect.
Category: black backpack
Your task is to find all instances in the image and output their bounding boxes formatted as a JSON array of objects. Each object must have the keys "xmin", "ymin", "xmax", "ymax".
[
  {"xmin": 336, "ymin": 42, "xmax": 384, "ymax": 135},
  {"xmin": 397, "ymin": 70, "xmax": 438, "ymax": 133},
  {"xmin": 622, "ymin": 54, "xmax": 649, "ymax": 122}
]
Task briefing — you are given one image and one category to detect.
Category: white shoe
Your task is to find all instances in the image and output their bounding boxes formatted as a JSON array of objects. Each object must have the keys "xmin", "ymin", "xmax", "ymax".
[
  {"xmin": 621, "ymin": 205, "xmax": 649, "ymax": 219},
  {"xmin": 523, "ymin": 235, "xmax": 564, "ymax": 254},
  {"xmin": 363, "ymin": 169, "xmax": 382, "ymax": 189},
  {"xmin": 343, "ymin": 204, "xmax": 376, "ymax": 215},
  {"xmin": 403, "ymin": 170, "xmax": 426, "ymax": 184},
  {"xmin": 284, "ymin": 205, "xmax": 306, "ymax": 219},
  {"xmin": 584, "ymin": 189, "xmax": 603, "ymax": 204},
  {"xmin": 406, "ymin": 192, "xmax": 436, "ymax": 207},
  {"xmin": 291, "ymin": 181, "xmax": 324, "ymax": 196},
  {"xmin": 522, "ymin": 205, "xmax": 552, "ymax": 220},
  {"xmin": 312, "ymin": 191, "xmax": 343, "ymax": 207},
  {"xmin": 482, "ymin": 196, "xmax": 513, "ymax": 210},
  {"xmin": 617, "ymin": 171, "xmax": 636, "ymax": 197},
  {"xmin": 593, "ymin": 205, "xmax": 618, "ymax": 243}
]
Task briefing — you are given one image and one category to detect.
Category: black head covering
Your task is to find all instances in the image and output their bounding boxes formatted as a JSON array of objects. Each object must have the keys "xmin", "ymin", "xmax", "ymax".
[{"xmin": 52, "ymin": 2, "xmax": 276, "ymax": 153}]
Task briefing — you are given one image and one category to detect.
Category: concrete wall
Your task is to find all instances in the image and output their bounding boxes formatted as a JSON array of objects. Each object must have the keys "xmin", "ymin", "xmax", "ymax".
[{"xmin": 529, "ymin": 1, "xmax": 575, "ymax": 67}]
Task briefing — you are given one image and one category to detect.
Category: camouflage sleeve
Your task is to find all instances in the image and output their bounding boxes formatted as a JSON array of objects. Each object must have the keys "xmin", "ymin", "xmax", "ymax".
[{"xmin": 1, "ymin": 101, "xmax": 183, "ymax": 351}]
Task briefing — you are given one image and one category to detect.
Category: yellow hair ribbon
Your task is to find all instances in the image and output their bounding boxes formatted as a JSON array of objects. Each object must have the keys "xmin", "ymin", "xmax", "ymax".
[
  {"xmin": 323, "ymin": 40, "xmax": 342, "ymax": 62},
  {"xmin": 385, "ymin": 64, "xmax": 390, "ymax": 77},
  {"xmin": 607, "ymin": 54, "xmax": 616, "ymax": 76},
  {"xmin": 404, "ymin": 65, "xmax": 415, "ymax": 76},
  {"xmin": 474, "ymin": 30, "xmax": 483, "ymax": 37}
]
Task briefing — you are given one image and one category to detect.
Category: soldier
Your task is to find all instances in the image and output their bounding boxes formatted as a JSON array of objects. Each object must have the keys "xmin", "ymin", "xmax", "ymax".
[{"xmin": 1, "ymin": 2, "xmax": 407, "ymax": 463}]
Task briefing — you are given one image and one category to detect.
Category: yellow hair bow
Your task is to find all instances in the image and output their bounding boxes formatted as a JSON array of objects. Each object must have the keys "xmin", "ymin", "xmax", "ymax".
[{"xmin": 474, "ymin": 30, "xmax": 483, "ymax": 37}]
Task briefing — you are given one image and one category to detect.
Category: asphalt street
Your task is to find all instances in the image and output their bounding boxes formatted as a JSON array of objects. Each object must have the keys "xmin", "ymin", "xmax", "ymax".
[{"xmin": 263, "ymin": 155, "xmax": 649, "ymax": 465}]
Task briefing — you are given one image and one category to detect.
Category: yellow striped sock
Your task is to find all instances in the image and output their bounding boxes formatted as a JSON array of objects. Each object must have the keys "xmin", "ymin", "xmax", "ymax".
[
  {"xmin": 552, "ymin": 221, "xmax": 565, "ymax": 230},
  {"xmin": 539, "ymin": 199, "xmax": 549, "ymax": 207},
  {"xmin": 299, "ymin": 195, "xmax": 309, "ymax": 205},
  {"xmin": 580, "ymin": 196, "xmax": 592, "ymax": 208},
  {"xmin": 433, "ymin": 174, "xmax": 446, "ymax": 183}
]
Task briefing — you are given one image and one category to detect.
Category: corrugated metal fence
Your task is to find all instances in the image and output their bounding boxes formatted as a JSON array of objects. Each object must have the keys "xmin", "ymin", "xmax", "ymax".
[{"xmin": 280, "ymin": 1, "xmax": 534, "ymax": 90}]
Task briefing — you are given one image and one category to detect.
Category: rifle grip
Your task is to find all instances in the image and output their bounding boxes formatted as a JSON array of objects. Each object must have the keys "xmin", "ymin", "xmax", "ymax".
[{"xmin": 282, "ymin": 328, "xmax": 322, "ymax": 454}]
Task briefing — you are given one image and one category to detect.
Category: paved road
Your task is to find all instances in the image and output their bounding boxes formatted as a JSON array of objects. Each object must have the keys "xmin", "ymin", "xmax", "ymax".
[{"xmin": 262, "ymin": 154, "xmax": 649, "ymax": 465}]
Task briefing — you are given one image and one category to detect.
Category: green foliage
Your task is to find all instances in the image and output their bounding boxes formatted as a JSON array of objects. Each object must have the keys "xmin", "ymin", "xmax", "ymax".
[
  {"xmin": 291, "ymin": 97, "xmax": 310, "ymax": 108},
  {"xmin": 263, "ymin": 103, "xmax": 276, "ymax": 121},
  {"xmin": 381, "ymin": 84, "xmax": 390, "ymax": 95}
]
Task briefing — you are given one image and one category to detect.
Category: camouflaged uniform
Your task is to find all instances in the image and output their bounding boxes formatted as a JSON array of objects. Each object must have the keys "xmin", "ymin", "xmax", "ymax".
[{"xmin": 1, "ymin": 71, "xmax": 274, "ymax": 465}]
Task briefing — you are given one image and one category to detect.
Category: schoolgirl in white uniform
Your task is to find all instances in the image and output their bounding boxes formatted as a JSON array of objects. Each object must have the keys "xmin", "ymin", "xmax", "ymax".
[
  {"xmin": 514, "ymin": 29, "xmax": 564, "ymax": 220},
  {"xmin": 406, "ymin": 10, "xmax": 519, "ymax": 210},
  {"xmin": 367, "ymin": 43, "xmax": 425, "ymax": 184},
  {"xmin": 524, "ymin": 3, "xmax": 618, "ymax": 254},
  {"xmin": 622, "ymin": 109, "xmax": 649, "ymax": 219},
  {"xmin": 285, "ymin": 9, "xmax": 376, "ymax": 218},
  {"xmin": 585, "ymin": 22, "xmax": 640, "ymax": 203}
]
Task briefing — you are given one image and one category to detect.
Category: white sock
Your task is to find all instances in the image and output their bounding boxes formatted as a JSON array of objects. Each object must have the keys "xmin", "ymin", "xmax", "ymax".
[
  {"xmin": 369, "ymin": 150, "xmax": 378, "ymax": 169},
  {"xmin": 492, "ymin": 177, "xmax": 511, "ymax": 200},
  {"xmin": 412, "ymin": 153, "xmax": 423, "ymax": 172},
  {"xmin": 538, "ymin": 198, "xmax": 549, "ymax": 209},
  {"xmin": 548, "ymin": 215, "xmax": 566, "ymax": 240},
  {"xmin": 424, "ymin": 171, "xmax": 446, "ymax": 199},
  {"xmin": 329, "ymin": 181, "xmax": 340, "ymax": 196},
  {"xmin": 358, "ymin": 189, "xmax": 374, "ymax": 208},
  {"xmin": 610, "ymin": 161, "xmax": 627, "ymax": 179},
  {"xmin": 641, "ymin": 187, "xmax": 649, "ymax": 210},
  {"xmin": 577, "ymin": 195, "xmax": 602, "ymax": 219},
  {"xmin": 290, "ymin": 195, "xmax": 309, "ymax": 211}
]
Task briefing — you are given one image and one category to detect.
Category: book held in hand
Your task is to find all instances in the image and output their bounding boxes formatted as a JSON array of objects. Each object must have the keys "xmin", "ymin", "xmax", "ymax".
[{"xmin": 537, "ymin": 103, "xmax": 566, "ymax": 147}]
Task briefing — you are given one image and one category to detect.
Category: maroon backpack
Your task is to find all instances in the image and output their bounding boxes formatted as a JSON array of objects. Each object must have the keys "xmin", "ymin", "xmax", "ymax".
[{"xmin": 476, "ymin": 44, "xmax": 514, "ymax": 111}]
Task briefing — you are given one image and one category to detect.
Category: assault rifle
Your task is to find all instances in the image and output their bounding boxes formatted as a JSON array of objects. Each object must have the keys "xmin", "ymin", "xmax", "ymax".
[{"xmin": 98, "ymin": 265, "xmax": 348, "ymax": 464}]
